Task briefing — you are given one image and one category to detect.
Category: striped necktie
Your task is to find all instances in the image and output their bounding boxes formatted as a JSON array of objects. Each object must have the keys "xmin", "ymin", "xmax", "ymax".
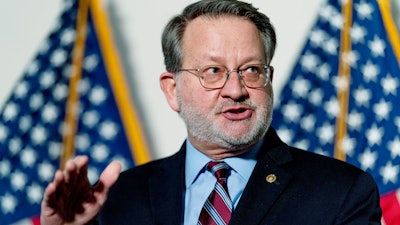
[{"xmin": 198, "ymin": 161, "xmax": 232, "ymax": 225}]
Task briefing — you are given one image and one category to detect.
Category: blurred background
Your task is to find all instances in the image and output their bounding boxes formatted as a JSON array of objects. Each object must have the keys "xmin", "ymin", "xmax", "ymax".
[{"xmin": 0, "ymin": 0, "xmax": 399, "ymax": 159}]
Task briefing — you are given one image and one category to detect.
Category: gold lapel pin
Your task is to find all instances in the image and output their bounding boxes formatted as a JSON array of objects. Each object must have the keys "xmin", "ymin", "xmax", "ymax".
[{"xmin": 266, "ymin": 174, "xmax": 277, "ymax": 183}]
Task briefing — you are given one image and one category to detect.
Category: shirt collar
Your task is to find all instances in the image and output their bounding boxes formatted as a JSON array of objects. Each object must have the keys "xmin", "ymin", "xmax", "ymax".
[{"xmin": 185, "ymin": 138, "xmax": 263, "ymax": 188}]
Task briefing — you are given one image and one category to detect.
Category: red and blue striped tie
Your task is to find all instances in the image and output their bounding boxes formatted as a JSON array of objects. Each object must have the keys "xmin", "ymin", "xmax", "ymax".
[{"xmin": 198, "ymin": 161, "xmax": 232, "ymax": 225}]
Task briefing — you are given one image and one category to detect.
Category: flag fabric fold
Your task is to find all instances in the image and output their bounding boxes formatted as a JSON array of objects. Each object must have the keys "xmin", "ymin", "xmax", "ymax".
[
  {"xmin": 272, "ymin": 0, "xmax": 400, "ymax": 224},
  {"xmin": 0, "ymin": 0, "xmax": 150, "ymax": 224}
]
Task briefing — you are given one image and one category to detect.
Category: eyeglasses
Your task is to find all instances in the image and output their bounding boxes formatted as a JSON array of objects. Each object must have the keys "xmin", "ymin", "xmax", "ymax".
[{"xmin": 178, "ymin": 64, "xmax": 273, "ymax": 89}]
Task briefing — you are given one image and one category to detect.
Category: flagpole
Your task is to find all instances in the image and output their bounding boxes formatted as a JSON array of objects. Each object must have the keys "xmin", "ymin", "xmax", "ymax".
[
  {"xmin": 334, "ymin": 0, "xmax": 353, "ymax": 161},
  {"xmin": 60, "ymin": 0, "xmax": 90, "ymax": 169}
]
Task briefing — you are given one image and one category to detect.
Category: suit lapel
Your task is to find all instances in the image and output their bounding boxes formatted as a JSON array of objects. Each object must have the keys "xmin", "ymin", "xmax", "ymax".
[
  {"xmin": 229, "ymin": 129, "xmax": 294, "ymax": 225},
  {"xmin": 148, "ymin": 145, "xmax": 186, "ymax": 225}
]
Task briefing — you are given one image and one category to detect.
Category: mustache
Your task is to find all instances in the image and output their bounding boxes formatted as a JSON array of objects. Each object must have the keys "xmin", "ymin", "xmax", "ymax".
[{"xmin": 213, "ymin": 99, "xmax": 257, "ymax": 114}]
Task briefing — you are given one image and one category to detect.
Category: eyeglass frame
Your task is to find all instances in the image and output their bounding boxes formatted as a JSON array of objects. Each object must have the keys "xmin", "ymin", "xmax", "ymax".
[{"xmin": 177, "ymin": 64, "xmax": 273, "ymax": 89}]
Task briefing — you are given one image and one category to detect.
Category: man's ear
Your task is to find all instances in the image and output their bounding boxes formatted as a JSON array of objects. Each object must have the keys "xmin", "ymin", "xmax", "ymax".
[{"xmin": 160, "ymin": 72, "xmax": 180, "ymax": 112}]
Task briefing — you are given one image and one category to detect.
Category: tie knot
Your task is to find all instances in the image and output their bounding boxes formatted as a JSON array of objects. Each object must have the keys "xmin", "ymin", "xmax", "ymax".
[{"xmin": 207, "ymin": 161, "xmax": 231, "ymax": 181}]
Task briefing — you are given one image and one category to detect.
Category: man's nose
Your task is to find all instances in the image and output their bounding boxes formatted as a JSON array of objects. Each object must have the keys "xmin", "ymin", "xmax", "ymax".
[{"xmin": 220, "ymin": 71, "xmax": 248, "ymax": 100}]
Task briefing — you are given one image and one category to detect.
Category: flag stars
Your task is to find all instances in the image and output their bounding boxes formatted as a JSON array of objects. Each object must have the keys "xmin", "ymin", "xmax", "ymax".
[
  {"xmin": 78, "ymin": 78, "xmax": 91, "ymax": 95},
  {"xmin": 300, "ymin": 114, "xmax": 316, "ymax": 132},
  {"xmin": 324, "ymin": 97, "xmax": 339, "ymax": 118},
  {"xmin": 276, "ymin": 127, "xmax": 294, "ymax": 143},
  {"xmin": 38, "ymin": 161, "xmax": 55, "ymax": 182},
  {"xmin": 310, "ymin": 29, "xmax": 327, "ymax": 47},
  {"xmin": 19, "ymin": 115, "xmax": 32, "ymax": 133},
  {"xmin": 53, "ymin": 83, "xmax": 69, "ymax": 101},
  {"xmin": 30, "ymin": 125, "xmax": 47, "ymax": 145},
  {"xmin": 82, "ymin": 110, "xmax": 100, "ymax": 128},
  {"xmin": 60, "ymin": 28, "xmax": 76, "ymax": 46},
  {"xmin": 75, "ymin": 133, "xmax": 91, "ymax": 151},
  {"xmin": 9, "ymin": 137, "xmax": 22, "ymax": 156},
  {"xmin": 3, "ymin": 102, "xmax": 19, "ymax": 121},
  {"xmin": 342, "ymin": 50, "xmax": 359, "ymax": 68},
  {"xmin": 333, "ymin": 75, "xmax": 350, "ymax": 92},
  {"xmin": 99, "ymin": 121, "xmax": 119, "ymax": 140},
  {"xmin": 91, "ymin": 144, "xmax": 110, "ymax": 162},
  {"xmin": 373, "ymin": 100, "xmax": 391, "ymax": 121},
  {"xmin": 317, "ymin": 123, "xmax": 335, "ymax": 145},
  {"xmin": 316, "ymin": 63, "xmax": 331, "ymax": 80},
  {"xmin": 0, "ymin": 159, "xmax": 11, "ymax": 177},
  {"xmin": 14, "ymin": 81, "xmax": 29, "ymax": 99},
  {"xmin": 26, "ymin": 183, "xmax": 43, "ymax": 204},
  {"xmin": 329, "ymin": 11, "xmax": 344, "ymax": 30},
  {"xmin": 38, "ymin": 39, "xmax": 51, "ymax": 55},
  {"xmin": 342, "ymin": 135, "xmax": 356, "ymax": 157},
  {"xmin": 396, "ymin": 117, "xmax": 400, "ymax": 133},
  {"xmin": 20, "ymin": 147, "xmax": 37, "ymax": 168},
  {"xmin": 30, "ymin": 93, "xmax": 45, "ymax": 112},
  {"xmin": 25, "ymin": 60, "xmax": 39, "ymax": 76},
  {"xmin": 42, "ymin": 103, "xmax": 59, "ymax": 123},
  {"xmin": 1, "ymin": 193, "xmax": 17, "ymax": 214},
  {"xmin": 368, "ymin": 36, "xmax": 386, "ymax": 57},
  {"xmin": 300, "ymin": 52, "xmax": 320, "ymax": 72},
  {"xmin": 380, "ymin": 162, "xmax": 399, "ymax": 184},
  {"xmin": 388, "ymin": 136, "xmax": 400, "ymax": 159},
  {"xmin": 323, "ymin": 37, "xmax": 339, "ymax": 55},
  {"xmin": 282, "ymin": 102, "xmax": 303, "ymax": 122},
  {"xmin": 291, "ymin": 77, "xmax": 311, "ymax": 98},
  {"xmin": 83, "ymin": 54, "xmax": 99, "ymax": 72},
  {"xmin": 358, "ymin": 149, "xmax": 378, "ymax": 171},
  {"xmin": 347, "ymin": 111, "xmax": 364, "ymax": 131},
  {"xmin": 48, "ymin": 142, "xmax": 62, "ymax": 160},
  {"xmin": 366, "ymin": 124, "xmax": 383, "ymax": 146},
  {"xmin": 361, "ymin": 61, "xmax": 379, "ymax": 82},
  {"xmin": 381, "ymin": 74, "xmax": 398, "ymax": 96},
  {"xmin": 351, "ymin": 23, "xmax": 367, "ymax": 43},
  {"xmin": 355, "ymin": 0, "xmax": 374, "ymax": 20},
  {"xmin": 11, "ymin": 170, "xmax": 27, "ymax": 191},
  {"xmin": 0, "ymin": 124, "xmax": 9, "ymax": 142},
  {"xmin": 50, "ymin": 48, "xmax": 67, "ymax": 67},
  {"xmin": 89, "ymin": 86, "xmax": 108, "ymax": 105},
  {"xmin": 309, "ymin": 88, "xmax": 323, "ymax": 106},
  {"xmin": 353, "ymin": 86, "xmax": 371, "ymax": 107},
  {"xmin": 40, "ymin": 71, "xmax": 56, "ymax": 90}
]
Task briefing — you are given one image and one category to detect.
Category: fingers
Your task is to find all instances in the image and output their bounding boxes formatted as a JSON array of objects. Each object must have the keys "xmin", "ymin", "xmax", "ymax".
[{"xmin": 64, "ymin": 155, "xmax": 89, "ymax": 183}]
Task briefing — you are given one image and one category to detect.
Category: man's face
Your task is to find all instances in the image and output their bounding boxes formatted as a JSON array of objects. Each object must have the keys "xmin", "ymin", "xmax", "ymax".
[{"xmin": 176, "ymin": 16, "xmax": 274, "ymax": 152}]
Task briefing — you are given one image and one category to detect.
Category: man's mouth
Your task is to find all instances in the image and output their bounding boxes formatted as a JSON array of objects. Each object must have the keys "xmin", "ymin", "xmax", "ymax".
[{"xmin": 222, "ymin": 106, "xmax": 253, "ymax": 121}]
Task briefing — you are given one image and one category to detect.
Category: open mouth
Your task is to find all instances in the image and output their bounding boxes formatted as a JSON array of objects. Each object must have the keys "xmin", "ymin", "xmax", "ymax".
[{"xmin": 222, "ymin": 106, "xmax": 253, "ymax": 121}]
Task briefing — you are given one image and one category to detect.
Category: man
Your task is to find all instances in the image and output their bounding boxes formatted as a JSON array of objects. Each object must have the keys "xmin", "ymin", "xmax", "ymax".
[{"xmin": 41, "ymin": 0, "xmax": 382, "ymax": 224}]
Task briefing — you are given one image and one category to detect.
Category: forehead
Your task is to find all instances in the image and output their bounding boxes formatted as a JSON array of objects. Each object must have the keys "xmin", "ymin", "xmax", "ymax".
[{"xmin": 182, "ymin": 15, "xmax": 266, "ymax": 64}]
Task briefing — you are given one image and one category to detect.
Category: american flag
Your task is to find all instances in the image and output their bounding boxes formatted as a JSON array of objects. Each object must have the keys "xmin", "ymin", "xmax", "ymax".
[
  {"xmin": 272, "ymin": 0, "xmax": 400, "ymax": 224},
  {"xmin": 0, "ymin": 0, "xmax": 150, "ymax": 224}
]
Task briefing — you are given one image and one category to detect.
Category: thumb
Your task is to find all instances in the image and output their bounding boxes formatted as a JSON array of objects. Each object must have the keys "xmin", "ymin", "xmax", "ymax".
[
  {"xmin": 94, "ymin": 161, "xmax": 121, "ymax": 204},
  {"xmin": 99, "ymin": 161, "xmax": 121, "ymax": 188}
]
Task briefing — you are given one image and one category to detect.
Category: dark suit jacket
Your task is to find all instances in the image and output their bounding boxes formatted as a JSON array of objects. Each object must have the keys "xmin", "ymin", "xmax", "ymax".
[{"xmin": 97, "ymin": 128, "xmax": 382, "ymax": 224}]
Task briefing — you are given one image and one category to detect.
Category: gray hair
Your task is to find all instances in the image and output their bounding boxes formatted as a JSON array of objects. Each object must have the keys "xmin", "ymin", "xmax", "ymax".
[{"xmin": 161, "ymin": 0, "xmax": 277, "ymax": 73}]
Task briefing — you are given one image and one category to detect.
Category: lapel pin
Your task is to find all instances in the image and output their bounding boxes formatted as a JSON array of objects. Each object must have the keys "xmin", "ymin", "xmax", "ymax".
[{"xmin": 266, "ymin": 174, "xmax": 277, "ymax": 183}]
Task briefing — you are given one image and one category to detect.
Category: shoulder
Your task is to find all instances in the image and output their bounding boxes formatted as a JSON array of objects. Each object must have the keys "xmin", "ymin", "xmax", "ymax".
[{"xmin": 288, "ymin": 147, "xmax": 366, "ymax": 177}]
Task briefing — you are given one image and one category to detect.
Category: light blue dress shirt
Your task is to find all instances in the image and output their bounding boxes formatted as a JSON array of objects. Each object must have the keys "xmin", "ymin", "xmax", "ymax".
[{"xmin": 183, "ymin": 139, "xmax": 262, "ymax": 225}]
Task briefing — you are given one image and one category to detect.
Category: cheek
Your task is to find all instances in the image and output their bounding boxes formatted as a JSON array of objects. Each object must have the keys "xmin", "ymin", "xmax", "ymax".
[{"xmin": 178, "ymin": 77, "xmax": 219, "ymax": 108}]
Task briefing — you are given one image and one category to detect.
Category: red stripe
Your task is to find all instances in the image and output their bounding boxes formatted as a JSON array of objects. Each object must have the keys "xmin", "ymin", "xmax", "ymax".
[
  {"xmin": 30, "ymin": 215, "xmax": 41, "ymax": 225},
  {"xmin": 380, "ymin": 190, "xmax": 400, "ymax": 225}
]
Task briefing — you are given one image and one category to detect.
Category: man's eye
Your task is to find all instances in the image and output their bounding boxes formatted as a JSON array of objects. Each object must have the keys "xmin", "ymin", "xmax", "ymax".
[
  {"xmin": 204, "ymin": 66, "xmax": 223, "ymax": 74},
  {"xmin": 244, "ymin": 66, "xmax": 260, "ymax": 74}
]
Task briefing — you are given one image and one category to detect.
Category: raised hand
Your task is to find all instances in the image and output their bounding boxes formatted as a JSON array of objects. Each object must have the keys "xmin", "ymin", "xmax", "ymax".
[{"xmin": 40, "ymin": 155, "xmax": 121, "ymax": 225}]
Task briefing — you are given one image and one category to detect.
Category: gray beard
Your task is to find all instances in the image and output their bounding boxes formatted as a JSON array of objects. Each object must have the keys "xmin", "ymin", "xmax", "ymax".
[{"xmin": 177, "ymin": 93, "xmax": 273, "ymax": 151}]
